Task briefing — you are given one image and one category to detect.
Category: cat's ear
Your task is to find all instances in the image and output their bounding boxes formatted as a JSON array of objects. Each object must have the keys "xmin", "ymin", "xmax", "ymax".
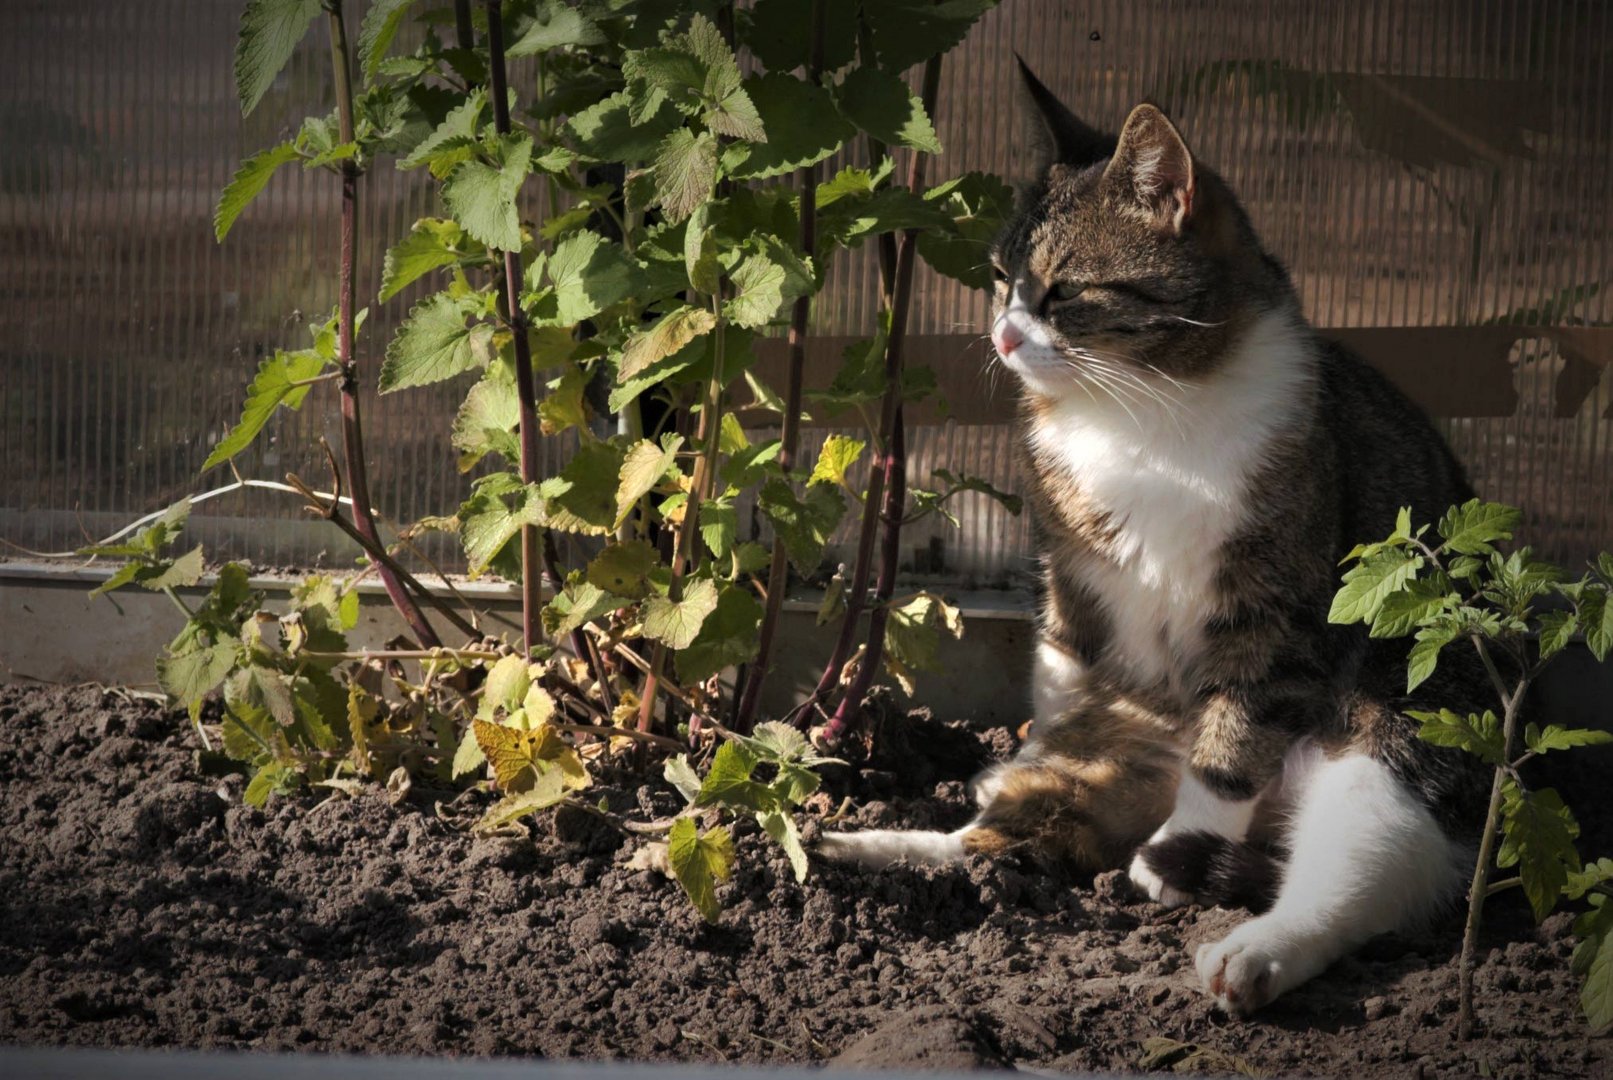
[
  {"xmin": 1103, "ymin": 103, "xmax": 1196, "ymax": 233},
  {"xmin": 1015, "ymin": 56, "xmax": 1115, "ymax": 171}
]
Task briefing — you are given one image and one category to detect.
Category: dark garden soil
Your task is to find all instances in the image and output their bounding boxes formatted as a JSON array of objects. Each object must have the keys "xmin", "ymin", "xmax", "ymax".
[{"xmin": 1, "ymin": 682, "xmax": 1607, "ymax": 1078}]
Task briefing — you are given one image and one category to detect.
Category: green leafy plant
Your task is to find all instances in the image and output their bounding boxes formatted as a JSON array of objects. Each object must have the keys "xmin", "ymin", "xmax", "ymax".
[
  {"xmin": 1331, "ymin": 499, "xmax": 1613, "ymax": 1037},
  {"xmin": 79, "ymin": 0, "xmax": 1020, "ymax": 920}
]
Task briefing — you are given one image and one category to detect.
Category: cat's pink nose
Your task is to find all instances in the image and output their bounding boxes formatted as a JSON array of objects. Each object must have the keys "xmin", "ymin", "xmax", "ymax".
[{"xmin": 992, "ymin": 319, "xmax": 1023, "ymax": 357}]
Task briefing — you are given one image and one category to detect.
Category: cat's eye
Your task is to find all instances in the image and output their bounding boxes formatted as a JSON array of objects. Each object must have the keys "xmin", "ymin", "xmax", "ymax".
[
  {"xmin": 989, "ymin": 262, "xmax": 1009, "ymax": 286},
  {"xmin": 1047, "ymin": 281, "xmax": 1089, "ymax": 304}
]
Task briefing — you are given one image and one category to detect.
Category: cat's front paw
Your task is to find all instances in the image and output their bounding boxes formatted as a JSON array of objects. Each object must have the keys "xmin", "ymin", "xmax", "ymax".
[
  {"xmin": 1128, "ymin": 849, "xmax": 1193, "ymax": 908},
  {"xmin": 1194, "ymin": 918, "xmax": 1319, "ymax": 1015}
]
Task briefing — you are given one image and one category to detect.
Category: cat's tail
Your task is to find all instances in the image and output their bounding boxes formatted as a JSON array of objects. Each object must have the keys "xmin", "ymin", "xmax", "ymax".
[
  {"xmin": 1137, "ymin": 831, "xmax": 1282, "ymax": 913},
  {"xmin": 815, "ymin": 827, "xmax": 973, "ymax": 868}
]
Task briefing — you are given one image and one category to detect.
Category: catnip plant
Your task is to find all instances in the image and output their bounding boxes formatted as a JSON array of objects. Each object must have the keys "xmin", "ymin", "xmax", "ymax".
[
  {"xmin": 1331, "ymin": 499, "xmax": 1613, "ymax": 1037},
  {"xmin": 87, "ymin": 0, "xmax": 1019, "ymax": 919}
]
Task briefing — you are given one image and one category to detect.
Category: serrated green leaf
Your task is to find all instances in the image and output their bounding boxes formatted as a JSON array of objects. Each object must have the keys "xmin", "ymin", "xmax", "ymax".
[
  {"xmin": 1411, "ymin": 708, "xmax": 1505, "ymax": 765},
  {"xmin": 1406, "ymin": 621, "xmax": 1458, "ymax": 692},
  {"xmin": 616, "ymin": 434, "xmax": 683, "ymax": 528},
  {"xmin": 203, "ymin": 349, "xmax": 328, "ymax": 469},
  {"xmin": 234, "ymin": 0, "xmax": 321, "ymax": 116},
  {"xmin": 1581, "ymin": 589, "xmax": 1613, "ymax": 663},
  {"xmin": 700, "ymin": 499, "xmax": 737, "ymax": 561},
  {"xmin": 865, "ymin": 0, "xmax": 999, "ymax": 71},
  {"xmin": 380, "ymin": 293, "xmax": 494, "ymax": 392},
  {"xmin": 696, "ymin": 741, "xmax": 765, "ymax": 807},
  {"xmin": 743, "ymin": 0, "xmax": 858, "ymax": 73},
  {"xmin": 642, "ymin": 578, "xmax": 721, "ymax": 650},
  {"xmin": 357, "ymin": 0, "xmax": 418, "ymax": 79},
  {"xmin": 538, "ymin": 363, "xmax": 591, "ymax": 437},
  {"xmin": 400, "ymin": 88, "xmax": 486, "ymax": 171},
  {"xmin": 885, "ymin": 591, "xmax": 964, "ymax": 688},
  {"xmin": 1525, "ymin": 724, "xmax": 1613, "ymax": 754},
  {"xmin": 1329, "ymin": 550, "xmax": 1424, "ymax": 626},
  {"xmin": 915, "ymin": 172, "xmax": 1016, "ymax": 289},
  {"xmin": 476, "ymin": 772, "xmax": 569, "ymax": 831},
  {"xmin": 1537, "ymin": 609, "xmax": 1578, "ymax": 661},
  {"xmin": 667, "ymin": 818, "xmax": 734, "ymax": 924},
  {"xmin": 443, "ymin": 134, "xmax": 532, "ymax": 251},
  {"xmin": 215, "ymin": 143, "xmax": 300, "ymax": 242},
  {"xmin": 725, "ymin": 250, "xmax": 787, "ymax": 328},
  {"xmin": 809, "ymin": 435, "xmax": 866, "ymax": 487},
  {"xmin": 619, "ymin": 305, "xmax": 718, "ymax": 382},
  {"xmin": 1497, "ymin": 782, "xmax": 1580, "ymax": 923},
  {"xmin": 1578, "ymin": 914, "xmax": 1613, "ymax": 1034},
  {"xmin": 479, "ymin": 655, "xmax": 534, "ymax": 721},
  {"xmin": 380, "ymin": 218, "xmax": 468, "ymax": 302},
  {"xmin": 244, "ymin": 762, "xmax": 295, "ymax": 807},
  {"xmin": 452, "ymin": 724, "xmax": 487, "ymax": 779},
  {"xmin": 459, "ymin": 472, "xmax": 541, "ymax": 576},
  {"xmin": 834, "ymin": 65, "xmax": 942, "ymax": 154},
  {"xmin": 758, "ymin": 808, "xmax": 809, "ymax": 883},
  {"xmin": 142, "ymin": 546, "xmax": 206, "ymax": 591},
  {"xmin": 649, "ymin": 128, "xmax": 719, "ymax": 225},
  {"xmin": 1437, "ymin": 499, "xmax": 1522, "ymax": 556},
  {"xmin": 507, "ymin": 0, "xmax": 606, "ymax": 55},
  {"xmin": 586, "ymin": 539, "xmax": 660, "ymax": 600},
  {"xmin": 158, "ymin": 642, "xmax": 241, "ymax": 706},
  {"xmin": 816, "ymin": 186, "xmax": 952, "ymax": 251},
  {"xmin": 546, "ymin": 230, "xmax": 643, "ymax": 324},
  {"xmin": 675, "ymin": 584, "xmax": 763, "ymax": 685},
  {"xmin": 720, "ymin": 74, "xmax": 851, "ymax": 181},
  {"xmin": 758, "ymin": 478, "xmax": 846, "ymax": 574},
  {"xmin": 566, "ymin": 91, "xmax": 683, "ymax": 163},
  {"xmin": 1369, "ymin": 577, "xmax": 1456, "ymax": 639},
  {"xmin": 542, "ymin": 572, "xmax": 629, "ymax": 639},
  {"xmin": 684, "ymin": 203, "xmax": 721, "ymax": 295},
  {"xmin": 450, "ymin": 368, "xmax": 520, "ymax": 469},
  {"xmin": 545, "ymin": 439, "xmax": 630, "ymax": 534}
]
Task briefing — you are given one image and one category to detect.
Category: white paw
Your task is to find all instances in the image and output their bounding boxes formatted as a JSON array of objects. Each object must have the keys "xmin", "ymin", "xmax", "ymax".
[
  {"xmin": 1128, "ymin": 850, "xmax": 1193, "ymax": 908},
  {"xmin": 1195, "ymin": 918, "xmax": 1311, "ymax": 1015}
]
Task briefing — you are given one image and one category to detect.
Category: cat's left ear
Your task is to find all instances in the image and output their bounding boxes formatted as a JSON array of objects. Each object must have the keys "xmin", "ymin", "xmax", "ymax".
[{"xmin": 1102, "ymin": 104, "xmax": 1196, "ymax": 234}]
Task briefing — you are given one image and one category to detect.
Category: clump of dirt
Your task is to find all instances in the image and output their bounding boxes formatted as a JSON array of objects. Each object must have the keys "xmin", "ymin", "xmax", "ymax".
[{"xmin": 0, "ymin": 682, "xmax": 1606, "ymax": 1077}]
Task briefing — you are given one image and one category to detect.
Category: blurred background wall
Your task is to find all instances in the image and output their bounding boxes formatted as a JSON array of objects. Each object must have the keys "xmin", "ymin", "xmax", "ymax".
[{"xmin": 2, "ymin": 0, "xmax": 1609, "ymax": 590}]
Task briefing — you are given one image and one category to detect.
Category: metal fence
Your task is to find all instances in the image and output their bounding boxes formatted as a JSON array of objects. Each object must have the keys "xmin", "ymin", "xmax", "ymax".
[{"xmin": 2, "ymin": 0, "xmax": 1609, "ymax": 585}]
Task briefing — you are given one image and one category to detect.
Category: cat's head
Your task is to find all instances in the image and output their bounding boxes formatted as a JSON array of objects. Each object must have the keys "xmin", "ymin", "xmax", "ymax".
[{"xmin": 990, "ymin": 61, "xmax": 1289, "ymax": 401}]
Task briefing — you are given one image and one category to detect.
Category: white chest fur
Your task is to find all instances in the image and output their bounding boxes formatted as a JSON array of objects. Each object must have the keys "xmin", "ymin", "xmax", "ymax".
[{"xmin": 1031, "ymin": 311, "xmax": 1315, "ymax": 689}]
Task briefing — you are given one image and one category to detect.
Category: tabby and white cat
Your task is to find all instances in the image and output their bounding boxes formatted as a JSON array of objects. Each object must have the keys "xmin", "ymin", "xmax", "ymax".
[{"xmin": 819, "ymin": 63, "xmax": 1491, "ymax": 1015}]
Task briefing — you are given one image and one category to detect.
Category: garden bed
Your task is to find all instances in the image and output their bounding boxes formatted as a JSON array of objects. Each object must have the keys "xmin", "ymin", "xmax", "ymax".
[{"xmin": 0, "ymin": 682, "xmax": 1605, "ymax": 1078}]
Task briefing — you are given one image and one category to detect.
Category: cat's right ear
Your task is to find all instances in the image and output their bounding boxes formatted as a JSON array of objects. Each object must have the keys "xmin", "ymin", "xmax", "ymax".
[{"xmin": 1015, "ymin": 56, "xmax": 1116, "ymax": 172}]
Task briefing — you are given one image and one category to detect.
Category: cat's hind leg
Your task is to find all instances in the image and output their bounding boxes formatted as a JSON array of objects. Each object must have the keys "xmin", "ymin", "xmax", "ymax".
[{"xmin": 1194, "ymin": 751, "xmax": 1463, "ymax": 1014}]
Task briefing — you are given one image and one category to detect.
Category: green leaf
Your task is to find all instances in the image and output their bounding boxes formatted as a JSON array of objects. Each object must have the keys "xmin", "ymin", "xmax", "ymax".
[
  {"xmin": 537, "ymin": 363, "xmax": 591, "ymax": 437},
  {"xmin": 215, "ymin": 142, "xmax": 300, "ymax": 242},
  {"xmin": 684, "ymin": 203, "xmax": 721, "ymax": 295},
  {"xmin": 675, "ymin": 584, "xmax": 763, "ymax": 685},
  {"xmin": 542, "ymin": 572, "xmax": 629, "ymax": 638},
  {"xmin": 1410, "ymin": 708, "xmax": 1505, "ymax": 765},
  {"xmin": 721, "ymin": 74, "xmax": 851, "ymax": 180},
  {"xmin": 1574, "ymin": 902, "xmax": 1613, "ymax": 1038},
  {"xmin": 143, "ymin": 546, "xmax": 207, "ymax": 592},
  {"xmin": 864, "ymin": 0, "xmax": 999, "ymax": 71},
  {"xmin": 834, "ymin": 65, "xmax": 942, "ymax": 154},
  {"xmin": 443, "ymin": 134, "xmax": 533, "ymax": 251},
  {"xmin": 743, "ymin": 0, "xmax": 858, "ymax": 76},
  {"xmin": 547, "ymin": 230, "xmax": 643, "ymax": 324},
  {"xmin": 586, "ymin": 540, "xmax": 660, "ymax": 601},
  {"xmin": 1328, "ymin": 550, "xmax": 1423, "ymax": 625},
  {"xmin": 649, "ymin": 128, "xmax": 719, "ymax": 224},
  {"xmin": 758, "ymin": 808, "xmax": 809, "ymax": 883},
  {"xmin": 815, "ymin": 186, "xmax": 952, "ymax": 251},
  {"xmin": 915, "ymin": 172, "xmax": 1017, "ymax": 289},
  {"xmin": 1497, "ymin": 782, "xmax": 1580, "ymax": 923},
  {"xmin": 479, "ymin": 655, "xmax": 534, "ymax": 720},
  {"xmin": 543, "ymin": 439, "xmax": 630, "ymax": 534},
  {"xmin": 380, "ymin": 218, "xmax": 468, "ymax": 302},
  {"xmin": 477, "ymin": 774, "xmax": 569, "ymax": 831},
  {"xmin": 244, "ymin": 762, "xmax": 296, "ymax": 807},
  {"xmin": 700, "ymin": 499, "xmax": 737, "ymax": 561},
  {"xmin": 400, "ymin": 89, "xmax": 486, "ymax": 171},
  {"xmin": 566, "ymin": 91, "xmax": 683, "ymax": 163},
  {"xmin": 507, "ymin": 0, "xmax": 606, "ymax": 55},
  {"xmin": 1537, "ymin": 609, "xmax": 1578, "ymax": 661},
  {"xmin": 642, "ymin": 578, "xmax": 721, "ymax": 650},
  {"xmin": 809, "ymin": 435, "xmax": 866, "ymax": 487},
  {"xmin": 616, "ymin": 434, "xmax": 684, "ymax": 529},
  {"xmin": 667, "ymin": 818, "xmax": 734, "ymax": 924},
  {"xmin": 619, "ymin": 305, "xmax": 718, "ymax": 382},
  {"xmin": 663, "ymin": 754, "xmax": 703, "ymax": 804},
  {"xmin": 233, "ymin": 0, "xmax": 321, "ymax": 116},
  {"xmin": 1406, "ymin": 621, "xmax": 1459, "ymax": 692},
  {"xmin": 1369, "ymin": 577, "xmax": 1456, "ymax": 639},
  {"xmin": 1524, "ymin": 723, "xmax": 1613, "ymax": 755},
  {"xmin": 157, "ymin": 642, "xmax": 241, "ymax": 706},
  {"xmin": 357, "ymin": 0, "xmax": 418, "ymax": 79},
  {"xmin": 885, "ymin": 591, "xmax": 964, "ymax": 690},
  {"xmin": 459, "ymin": 472, "xmax": 541, "ymax": 576},
  {"xmin": 451, "ymin": 368, "xmax": 520, "ymax": 469},
  {"xmin": 380, "ymin": 293, "xmax": 493, "ymax": 392},
  {"xmin": 930, "ymin": 468, "xmax": 1023, "ymax": 516},
  {"xmin": 1437, "ymin": 499, "xmax": 1522, "ymax": 556},
  {"xmin": 759, "ymin": 477, "xmax": 846, "ymax": 574},
  {"xmin": 1581, "ymin": 589, "xmax": 1613, "ymax": 663},
  {"xmin": 202, "ymin": 349, "xmax": 328, "ymax": 469},
  {"xmin": 695, "ymin": 741, "xmax": 766, "ymax": 808},
  {"xmin": 725, "ymin": 249, "xmax": 787, "ymax": 329}
]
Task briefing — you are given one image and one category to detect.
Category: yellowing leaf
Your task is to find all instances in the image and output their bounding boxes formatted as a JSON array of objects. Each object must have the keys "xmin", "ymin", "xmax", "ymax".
[
  {"xmin": 619, "ymin": 306, "xmax": 717, "ymax": 383},
  {"xmin": 809, "ymin": 435, "xmax": 866, "ymax": 487},
  {"xmin": 667, "ymin": 818, "xmax": 734, "ymax": 924},
  {"xmin": 586, "ymin": 539, "xmax": 660, "ymax": 600},
  {"xmin": 616, "ymin": 435, "xmax": 683, "ymax": 528}
]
